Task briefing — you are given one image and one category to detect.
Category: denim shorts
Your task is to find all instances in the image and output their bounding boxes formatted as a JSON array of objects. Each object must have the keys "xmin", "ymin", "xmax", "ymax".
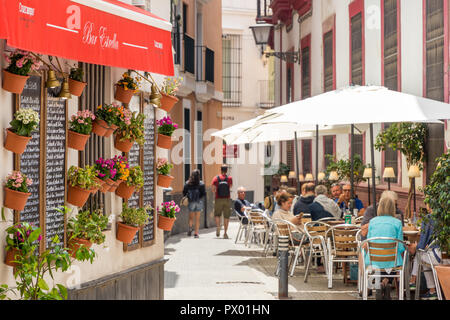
[{"xmin": 188, "ymin": 200, "xmax": 203, "ymax": 212}]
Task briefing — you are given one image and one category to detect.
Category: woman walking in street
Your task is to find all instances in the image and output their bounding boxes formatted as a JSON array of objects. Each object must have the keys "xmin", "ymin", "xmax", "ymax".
[{"xmin": 183, "ymin": 169, "xmax": 206, "ymax": 238}]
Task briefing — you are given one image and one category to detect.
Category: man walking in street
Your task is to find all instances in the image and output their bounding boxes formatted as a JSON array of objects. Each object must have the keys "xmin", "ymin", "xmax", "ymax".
[{"xmin": 211, "ymin": 165, "xmax": 233, "ymax": 239}]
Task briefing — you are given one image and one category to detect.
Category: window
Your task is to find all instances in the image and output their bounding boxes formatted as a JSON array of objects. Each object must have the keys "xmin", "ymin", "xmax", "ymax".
[
  {"xmin": 286, "ymin": 140, "xmax": 295, "ymax": 171},
  {"xmin": 196, "ymin": 110, "xmax": 203, "ymax": 177},
  {"xmin": 350, "ymin": 0, "xmax": 364, "ymax": 85},
  {"xmin": 383, "ymin": 0, "xmax": 400, "ymax": 91},
  {"xmin": 323, "ymin": 30, "xmax": 334, "ymax": 92},
  {"xmin": 222, "ymin": 34, "xmax": 242, "ymax": 107},
  {"xmin": 301, "ymin": 36, "xmax": 311, "ymax": 99},
  {"xmin": 383, "ymin": 124, "xmax": 399, "ymax": 181},
  {"xmin": 323, "ymin": 135, "xmax": 335, "ymax": 170},
  {"xmin": 184, "ymin": 107, "xmax": 191, "ymax": 183},
  {"xmin": 286, "ymin": 63, "xmax": 293, "ymax": 103},
  {"xmin": 302, "ymin": 140, "xmax": 312, "ymax": 174},
  {"xmin": 352, "ymin": 134, "xmax": 364, "ymax": 162}
]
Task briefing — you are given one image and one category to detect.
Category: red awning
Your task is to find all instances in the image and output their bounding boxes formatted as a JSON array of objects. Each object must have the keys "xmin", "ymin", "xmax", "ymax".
[{"xmin": 0, "ymin": 0, "xmax": 174, "ymax": 76}]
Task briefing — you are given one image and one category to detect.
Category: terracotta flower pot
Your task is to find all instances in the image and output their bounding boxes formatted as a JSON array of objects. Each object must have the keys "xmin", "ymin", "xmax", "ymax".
[
  {"xmin": 157, "ymin": 214, "xmax": 176, "ymax": 231},
  {"xmin": 67, "ymin": 185, "xmax": 91, "ymax": 207},
  {"xmin": 68, "ymin": 130, "xmax": 90, "ymax": 151},
  {"xmin": 104, "ymin": 124, "xmax": 118, "ymax": 138},
  {"xmin": 157, "ymin": 133, "xmax": 172, "ymax": 149},
  {"xmin": 435, "ymin": 265, "xmax": 450, "ymax": 300},
  {"xmin": 157, "ymin": 175, "xmax": 174, "ymax": 188},
  {"xmin": 4, "ymin": 187, "xmax": 31, "ymax": 211},
  {"xmin": 92, "ymin": 119, "xmax": 109, "ymax": 137},
  {"xmin": 114, "ymin": 134, "xmax": 134, "ymax": 153},
  {"xmin": 108, "ymin": 179, "xmax": 122, "ymax": 192},
  {"xmin": 68, "ymin": 78, "xmax": 87, "ymax": 97},
  {"xmin": 2, "ymin": 69, "xmax": 29, "ymax": 94},
  {"xmin": 160, "ymin": 93, "xmax": 179, "ymax": 113},
  {"xmin": 89, "ymin": 177, "xmax": 104, "ymax": 194},
  {"xmin": 5, "ymin": 247, "xmax": 21, "ymax": 267},
  {"xmin": 99, "ymin": 178, "xmax": 113, "ymax": 193},
  {"xmin": 67, "ymin": 238, "xmax": 92, "ymax": 258},
  {"xmin": 115, "ymin": 182, "xmax": 136, "ymax": 200},
  {"xmin": 116, "ymin": 222, "xmax": 139, "ymax": 244},
  {"xmin": 114, "ymin": 85, "xmax": 134, "ymax": 104},
  {"xmin": 4, "ymin": 128, "xmax": 32, "ymax": 154}
]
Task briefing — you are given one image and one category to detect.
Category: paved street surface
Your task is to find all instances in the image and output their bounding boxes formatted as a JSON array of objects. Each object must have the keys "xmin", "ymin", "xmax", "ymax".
[{"xmin": 164, "ymin": 219, "xmax": 361, "ymax": 300}]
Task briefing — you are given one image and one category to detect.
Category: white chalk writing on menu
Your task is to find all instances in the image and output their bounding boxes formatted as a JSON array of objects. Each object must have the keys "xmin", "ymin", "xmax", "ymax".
[{"xmin": 142, "ymin": 104, "xmax": 155, "ymax": 242}]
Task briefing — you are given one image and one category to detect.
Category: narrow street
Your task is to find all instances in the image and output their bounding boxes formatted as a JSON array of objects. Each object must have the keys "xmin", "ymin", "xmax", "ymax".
[{"xmin": 164, "ymin": 218, "xmax": 360, "ymax": 300}]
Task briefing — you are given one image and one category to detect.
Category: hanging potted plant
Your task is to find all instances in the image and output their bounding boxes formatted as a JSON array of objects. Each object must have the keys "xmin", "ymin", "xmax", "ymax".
[
  {"xmin": 67, "ymin": 208, "xmax": 108, "ymax": 259},
  {"xmin": 67, "ymin": 165, "xmax": 100, "ymax": 207},
  {"xmin": 92, "ymin": 103, "xmax": 120, "ymax": 137},
  {"xmin": 157, "ymin": 201, "xmax": 180, "ymax": 231},
  {"xmin": 3, "ymin": 171, "xmax": 32, "ymax": 211},
  {"xmin": 116, "ymin": 203, "xmax": 151, "ymax": 244},
  {"xmin": 67, "ymin": 110, "xmax": 95, "ymax": 151},
  {"xmin": 109, "ymin": 155, "xmax": 129, "ymax": 192},
  {"xmin": 95, "ymin": 157, "xmax": 117, "ymax": 193},
  {"xmin": 2, "ymin": 49, "xmax": 42, "ymax": 94},
  {"xmin": 160, "ymin": 77, "xmax": 182, "ymax": 112},
  {"xmin": 4, "ymin": 222, "xmax": 41, "ymax": 267},
  {"xmin": 156, "ymin": 116, "xmax": 178, "ymax": 149},
  {"xmin": 423, "ymin": 150, "xmax": 450, "ymax": 298},
  {"xmin": 114, "ymin": 73, "xmax": 141, "ymax": 104},
  {"xmin": 114, "ymin": 111, "xmax": 145, "ymax": 153},
  {"xmin": 115, "ymin": 166, "xmax": 144, "ymax": 200},
  {"xmin": 156, "ymin": 158, "xmax": 174, "ymax": 188},
  {"xmin": 4, "ymin": 108, "xmax": 40, "ymax": 154},
  {"xmin": 68, "ymin": 67, "xmax": 87, "ymax": 97}
]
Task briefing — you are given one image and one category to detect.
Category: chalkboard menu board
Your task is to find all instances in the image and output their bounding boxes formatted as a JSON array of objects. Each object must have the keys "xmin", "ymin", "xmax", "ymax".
[
  {"xmin": 17, "ymin": 76, "xmax": 42, "ymax": 228},
  {"xmin": 142, "ymin": 103, "xmax": 155, "ymax": 244},
  {"xmin": 45, "ymin": 96, "xmax": 67, "ymax": 250},
  {"xmin": 127, "ymin": 142, "xmax": 141, "ymax": 209}
]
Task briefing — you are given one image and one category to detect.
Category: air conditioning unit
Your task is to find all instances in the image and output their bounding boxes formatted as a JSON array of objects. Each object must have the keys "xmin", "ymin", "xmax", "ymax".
[{"xmin": 132, "ymin": 0, "xmax": 146, "ymax": 6}]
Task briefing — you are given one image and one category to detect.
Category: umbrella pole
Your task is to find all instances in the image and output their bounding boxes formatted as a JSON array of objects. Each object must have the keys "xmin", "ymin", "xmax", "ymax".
[
  {"xmin": 369, "ymin": 124, "xmax": 377, "ymax": 214},
  {"xmin": 315, "ymin": 125, "xmax": 319, "ymax": 185},
  {"xmin": 294, "ymin": 132, "xmax": 300, "ymax": 195},
  {"xmin": 350, "ymin": 124, "xmax": 355, "ymax": 200}
]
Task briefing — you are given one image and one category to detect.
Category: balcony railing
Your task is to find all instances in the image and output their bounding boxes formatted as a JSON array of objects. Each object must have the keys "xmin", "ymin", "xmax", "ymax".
[
  {"xmin": 258, "ymin": 79, "xmax": 275, "ymax": 109},
  {"xmin": 184, "ymin": 34, "xmax": 195, "ymax": 75},
  {"xmin": 195, "ymin": 45, "xmax": 215, "ymax": 83}
]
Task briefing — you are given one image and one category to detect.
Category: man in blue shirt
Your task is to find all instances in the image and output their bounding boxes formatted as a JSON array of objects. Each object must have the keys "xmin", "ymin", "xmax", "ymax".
[{"xmin": 335, "ymin": 183, "xmax": 364, "ymax": 217}]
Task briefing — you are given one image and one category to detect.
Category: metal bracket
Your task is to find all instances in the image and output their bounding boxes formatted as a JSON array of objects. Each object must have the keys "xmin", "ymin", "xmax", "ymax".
[{"xmin": 265, "ymin": 50, "xmax": 300, "ymax": 64}]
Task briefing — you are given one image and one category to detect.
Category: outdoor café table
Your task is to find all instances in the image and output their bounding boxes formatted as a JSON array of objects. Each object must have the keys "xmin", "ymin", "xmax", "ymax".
[{"xmin": 327, "ymin": 220, "xmax": 345, "ymax": 226}]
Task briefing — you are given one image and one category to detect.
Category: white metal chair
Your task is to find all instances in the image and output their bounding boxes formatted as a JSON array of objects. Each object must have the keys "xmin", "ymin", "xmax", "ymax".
[
  {"xmin": 360, "ymin": 237, "xmax": 409, "ymax": 300},
  {"xmin": 272, "ymin": 219, "xmax": 299, "ymax": 276},
  {"xmin": 414, "ymin": 240, "xmax": 443, "ymax": 300},
  {"xmin": 234, "ymin": 208, "xmax": 250, "ymax": 244},
  {"xmin": 326, "ymin": 224, "xmax": 360, "ymax": 288},
  {"xmin": 303, "ymin": 221, "xmax": 331, "ymax": 282},
  {"xmin": 354, "ymin": 216, "xmax": 364, "ymax": 224},
  {"xmin": 245, "ymin": 210, "xmax": 268, "ymax": 247},
  {"xmin": 261, "ymin": 211, "xmax": 276, "ymax": 257}
]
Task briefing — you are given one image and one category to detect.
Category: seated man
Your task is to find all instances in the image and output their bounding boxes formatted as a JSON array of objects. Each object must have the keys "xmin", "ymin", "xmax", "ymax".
[
  {"xmin": 336, "ymin": 183, "xmax": 365, "ymax": 216},
  {"xmin": 313, "ymin": 185, "xmax": 341, "ymax": 219},
  {"xmin": 234, "ymin": 186, "xmax": 251, "ymax": 224},
  {"xmin": 293, "ymin": 182, "xmax": 315, "ymax": 216},
  {"xmin": 330, "ymin": 183, "xmax": 343, "ymax": 202},
  {"xmin": 308, "ymin": 185, "xmax": 335, "ymax": 221}
]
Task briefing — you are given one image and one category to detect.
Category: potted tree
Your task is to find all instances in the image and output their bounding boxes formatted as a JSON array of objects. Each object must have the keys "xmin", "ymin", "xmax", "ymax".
[
  {"xmin": 114, "ymin": 73, "xmax": 141, "ymax": 104},
  {"xmin": 67, "ymin": 208, "xmax": 108, "ymax": 260},
  {"xmin": 3, "ymin": 171, "xmax": 32, "ymax": 211},
  {"xmin": 109, "ymin": 155, "xmax": 129, "ymax": 192},
  {"xmin": 68, "ymin": 67, "xmax": 87, "ymax": 97},
  {"xmin": 157, "ymin": 201, "xmax": 180, "ymax": 231},
  {"xmin": 423, "ymin": 150, "xmax": 450, "ymax": 298},
  {"xmin": 156, "ymin": 116, "xmax": 178, "ymax": 149},
  {"xmin": 156, "ymin": 158, "xmax": 174, "ymax": 188},
  {"xmin": 68, "ymin": 110, "xmax": 95, "ymax": 151},
  {"xmin": 116, "ymin": 203, "xmax": 151, "ymax": 244},
  {"xmin": 115, "ymin": 165, "xmax": 144, "ymax": 200},
  {"xmin": 4, "ymin": 222, "xmax": 41, "ymax": 267},
  {"xmin": 2, "ymin": 49, "xmax": 41, "ymax": 94},
  {"xmin": 95, "ymin": 157, "xmax": 117, "ymax": 193},
  {"xmin": 160, "ymin": 77, "xmax": 182, "ymax": 112},
  {"xmin": 114, "ymin": 111, "xmax": 145, "ymax": 153},
  {"xmin": 4, "ymin": 108, "xmax": 40, "ymax": 154},
  {"xmin": 67, "ymin": 165, "xmax": 100, "ymax": 207}
]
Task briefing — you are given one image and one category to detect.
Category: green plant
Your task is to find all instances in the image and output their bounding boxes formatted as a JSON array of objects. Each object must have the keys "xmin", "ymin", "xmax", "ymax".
[
  {"xmin": 4, "ymin": 49, "xmax": 41, "ymax": 76},
  {"xmin": 423, "ymin": 151, "xmax": 450, "ymax": 253},
  {"xmin": 119, "ymin": 203, "xmax": 151, "ymax": 227},
  {"xmin": 117, "ymin": 111, "xmax": 145, "ymax": 146},
  {"xmin": 276, "ymin": 162, "xmax": 290, "ymax": 176},
  {"xmin": 5, "ymin": 171, "xmax": 33, "ymax": 193},
  {"xmin": 67, "ymin": 209, "xmax": 108, "ymax": 245},
  {"xmin": 68, "ymin": 165, "xmax": 100, "ymax": 190},
  {"xmin": 156, "ymin": 158, "xmax": 173, "ymax": 176},
  {"xmin": 157, "ymin": 201, "xmax": 180, "ymax": 218},
  {"xmin": 125, "ymin": 166, "xmax": 144, "ymax": 188},
  {"xmin": 69, "ymin": 110, "xmax": 95, "ymax": 135},
  {"xmin": 325, "ymin": 154, "xmax": 368, "ymax": 185},
  {"xmin": 95, "ymin": 103, "xmax": 131, "ymax": 127},
  {"xmin": 375, "ymin": 123, "xmax": 427, "ymax": 218},
  {"xmin": 116, "ymin": 72, "xmax": 141, "ymax": 91},
  {"xmin": 10, "ymin": 108, "xmax": 40, "ymax": 137},
  {"xmin": 69, "ymin": 67, "xmax": 84, "ymax": 82},
  {"xmin": 156, "ymin": 116, "xmax": 178, "ymax": 137},
  {"xmin": 161, "ymin": 77, "xmax": 182, "ymax": 96}
]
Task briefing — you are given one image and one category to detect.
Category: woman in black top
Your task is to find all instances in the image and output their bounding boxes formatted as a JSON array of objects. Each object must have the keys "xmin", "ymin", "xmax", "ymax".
[{"xmin": 183, "ymin": 169, "xmax": 206, "ymax": 238}]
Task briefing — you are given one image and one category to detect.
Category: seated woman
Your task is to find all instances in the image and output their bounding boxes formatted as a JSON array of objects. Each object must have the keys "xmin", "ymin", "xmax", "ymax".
[
  {"xmin": 272, "ymin": 193, "xmax": 303, "ymax": 242},
  {"xmin": 364, "ymin": 195, "xmax": 405, "ymax": 300}
]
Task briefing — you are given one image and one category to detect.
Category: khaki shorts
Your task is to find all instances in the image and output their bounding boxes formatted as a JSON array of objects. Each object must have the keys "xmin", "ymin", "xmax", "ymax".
[{"xmin": 214, "ymin": 198, "xmax": 231, "ymax": 219}]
